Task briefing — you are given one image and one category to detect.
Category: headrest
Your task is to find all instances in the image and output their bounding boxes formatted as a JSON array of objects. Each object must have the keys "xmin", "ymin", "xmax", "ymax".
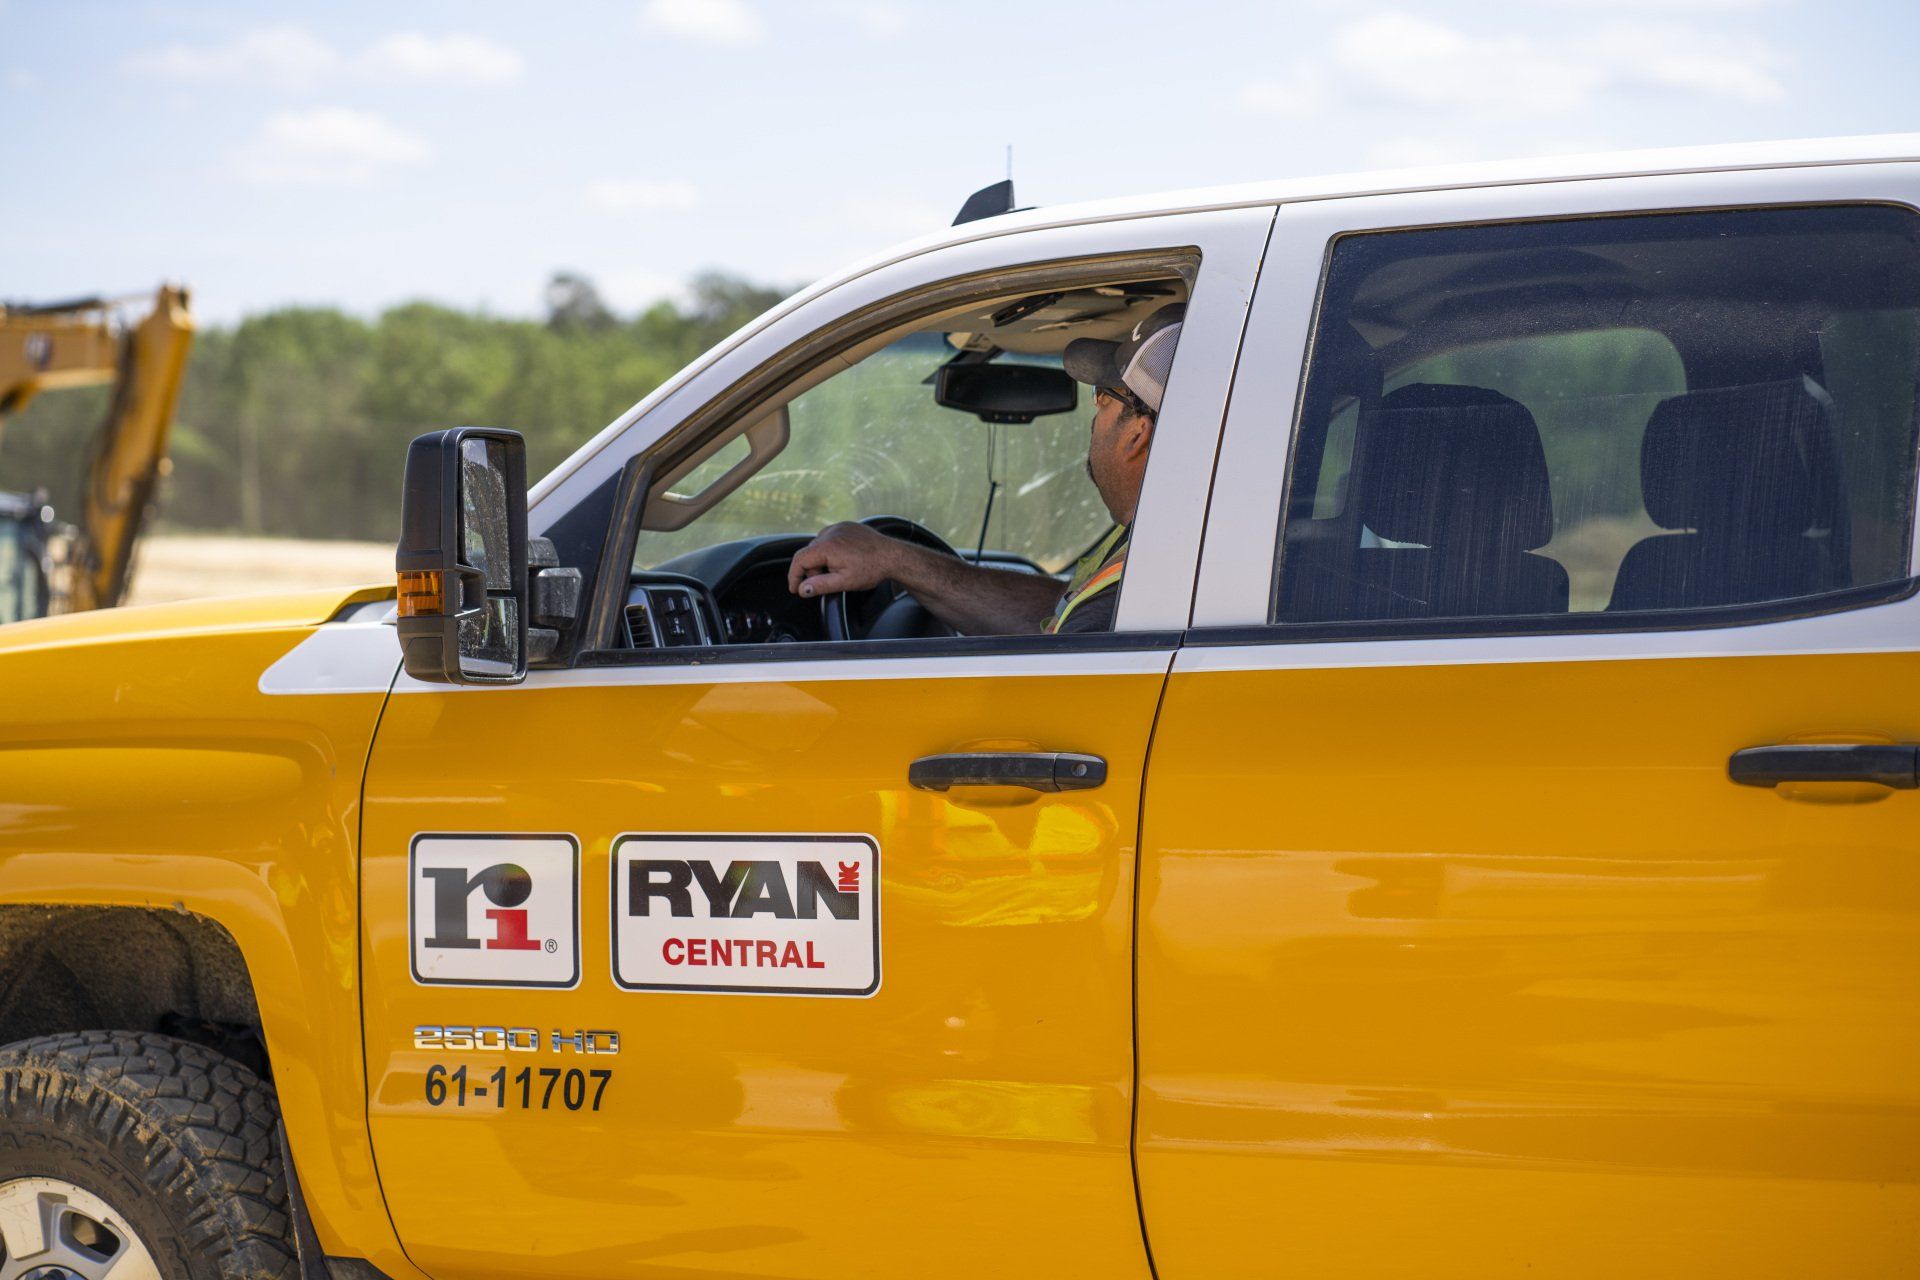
[
  {"xmin": 1353, "ymin": 383, "xmax": 1554, "ymax": 550},
  {"xmin": 1640, "ymin": 383, "xmax": 1823, "ymax": 534}
]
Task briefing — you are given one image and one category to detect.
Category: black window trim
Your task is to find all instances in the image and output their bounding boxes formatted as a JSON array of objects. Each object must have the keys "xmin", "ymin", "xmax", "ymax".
[{"xmin": 1259, "ymin": 197, "xmax": 1920, "ymax": 644}]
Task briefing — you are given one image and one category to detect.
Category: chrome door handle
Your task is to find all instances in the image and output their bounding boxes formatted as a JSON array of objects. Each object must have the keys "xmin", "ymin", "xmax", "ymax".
[
  {"xmin": 1728, "ymin": 743, "xmax": 1919, "ymax": 789},
  {"xmin": 908, "ymin": 752, "xmax": 1107, "ymax": 793}
]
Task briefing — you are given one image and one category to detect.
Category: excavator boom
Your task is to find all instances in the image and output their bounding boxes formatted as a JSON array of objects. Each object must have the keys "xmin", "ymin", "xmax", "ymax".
[{"xmin": 0, "ymin": 285, "xmax": 193, "ymax": 616}]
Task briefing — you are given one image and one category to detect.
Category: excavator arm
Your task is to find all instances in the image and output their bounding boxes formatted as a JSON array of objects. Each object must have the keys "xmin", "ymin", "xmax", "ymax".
[{"xmin": 0, "ymin": 285, "xmax": 194, "ymax": 614}]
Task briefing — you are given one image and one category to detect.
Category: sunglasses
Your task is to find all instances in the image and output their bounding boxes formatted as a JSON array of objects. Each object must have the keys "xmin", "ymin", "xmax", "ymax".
[{"xmin": 1097, "ymin": 385, "xmax": 1154, "ymax": 420}]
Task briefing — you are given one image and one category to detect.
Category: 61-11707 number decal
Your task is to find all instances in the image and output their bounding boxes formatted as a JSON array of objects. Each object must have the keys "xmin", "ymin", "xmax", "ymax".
[{"xmin": 425, "ymin": 1064, "xmax": 612, "ymax": 1112}]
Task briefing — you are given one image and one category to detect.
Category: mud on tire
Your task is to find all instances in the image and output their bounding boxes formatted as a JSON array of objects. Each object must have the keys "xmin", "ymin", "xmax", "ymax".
[{"xmin": 0, "ymin": 1030, "xmax": 298, "ymax": 1280}]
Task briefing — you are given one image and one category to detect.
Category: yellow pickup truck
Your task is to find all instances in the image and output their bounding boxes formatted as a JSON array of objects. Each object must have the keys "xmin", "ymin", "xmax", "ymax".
[{"xmin": 2, "ymin": 137, "xmax": 1918, "ymax": 1280}]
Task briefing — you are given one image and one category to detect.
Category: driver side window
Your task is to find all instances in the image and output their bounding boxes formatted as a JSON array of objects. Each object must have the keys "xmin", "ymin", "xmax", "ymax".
[
  {"xmin": 621, "ymin": 269, "xmax": 1192, "ymax": 647},
  {"xmin": 632, "ymin": 332, "xmax": 1110, "ymax": 574}
]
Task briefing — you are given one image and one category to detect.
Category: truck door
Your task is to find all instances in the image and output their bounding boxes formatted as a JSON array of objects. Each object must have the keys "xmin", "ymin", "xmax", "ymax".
[
  {"xmin": 358, "ymin": 208, "xmax": 1272, "ymax": 1280},
  {"xmin": 1139, "ymin": 170, "xmax": 1920, "ymax": 1277}
]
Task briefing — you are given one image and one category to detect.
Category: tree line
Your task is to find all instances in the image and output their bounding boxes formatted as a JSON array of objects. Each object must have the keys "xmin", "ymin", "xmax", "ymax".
[{"xmin": 0, "ymin": 273, "xmax": 790, "ymax": 543}]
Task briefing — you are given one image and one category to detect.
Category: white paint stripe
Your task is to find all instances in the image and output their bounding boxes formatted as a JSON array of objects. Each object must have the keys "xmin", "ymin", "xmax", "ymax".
[
  {"xmin": 1174, "ymin": 595, "xmax": 1920, "ymax": 674},
  {"xmin": 257, "ymin": 622, "xmax": 400, "ymax": 696}
]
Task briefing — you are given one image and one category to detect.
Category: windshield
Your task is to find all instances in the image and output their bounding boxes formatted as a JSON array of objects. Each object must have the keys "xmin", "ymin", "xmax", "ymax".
[{"xmin": 632, "ymin": 332, "xmax": 1112, "ymax": 572}]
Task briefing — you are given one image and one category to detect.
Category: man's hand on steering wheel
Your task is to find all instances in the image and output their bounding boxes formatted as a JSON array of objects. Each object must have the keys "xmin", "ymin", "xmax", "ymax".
[{"xmin": 786, "ymin": 521, "xmax": 902, "ymax": 600}]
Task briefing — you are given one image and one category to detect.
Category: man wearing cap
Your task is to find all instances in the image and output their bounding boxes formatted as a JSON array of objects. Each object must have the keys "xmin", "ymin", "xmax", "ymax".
[{"xmin": 787, "ymin": 303, "xmax": 1183, "ymax": 635}]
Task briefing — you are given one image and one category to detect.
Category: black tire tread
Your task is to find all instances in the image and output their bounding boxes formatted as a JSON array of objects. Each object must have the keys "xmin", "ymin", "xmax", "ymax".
[{"xmin": 0, "ymin": 1029, "xmax": 298, "ymax": 1280}]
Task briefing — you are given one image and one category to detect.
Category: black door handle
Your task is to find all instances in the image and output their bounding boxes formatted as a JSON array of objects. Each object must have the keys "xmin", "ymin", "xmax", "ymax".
[
  {"xmin": 909, "ymin": 752, "xmax": 1107, "ymax": 793},
  {"xmin": 1728, "ymin": 743, "xmax": 1919, "ymax": 789}
]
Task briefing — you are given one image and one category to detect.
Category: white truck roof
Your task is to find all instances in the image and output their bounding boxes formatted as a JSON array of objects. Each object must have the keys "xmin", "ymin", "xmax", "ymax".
[
  {"xmin": 533, "ymin": 132, "xmax": 1920, "ymax": 507},
  {"xmin": 973, "ymin": 132, "xmax": 1920, "ymax": 233}
]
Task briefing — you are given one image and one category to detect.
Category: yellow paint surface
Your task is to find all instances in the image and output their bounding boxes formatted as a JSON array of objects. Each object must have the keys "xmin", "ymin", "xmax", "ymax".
[
  {"xmin": 1137, "ymin": 650, "xmax": 1920, "ymax": 1277},
  {"xmin": 0, "ymin": 588, "xmax": 422, "ymax": 1278},
  {"xmin": 360, "ymin": 668, "xmax": 1163, "ymax": 1280}
]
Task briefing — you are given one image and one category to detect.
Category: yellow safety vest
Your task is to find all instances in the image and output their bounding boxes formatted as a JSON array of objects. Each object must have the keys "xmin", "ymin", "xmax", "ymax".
[{"xmin": 1044, "ymin": 526, "xmax": 1128, "ymax": 634}]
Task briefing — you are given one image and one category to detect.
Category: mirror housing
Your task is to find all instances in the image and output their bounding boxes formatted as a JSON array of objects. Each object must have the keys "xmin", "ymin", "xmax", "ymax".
[
  {"xmin": 935, "ymin": 362, "xmax": 1078, "ymax": 424},
  {"xmin": 395, "ymin": 428, "xmax": 529, "ymax": 684}
]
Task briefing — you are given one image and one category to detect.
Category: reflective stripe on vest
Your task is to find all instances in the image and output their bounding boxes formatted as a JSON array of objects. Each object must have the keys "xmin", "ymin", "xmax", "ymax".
[{"xmin": 1045, "ymin": 555, "xmax": 1126, "ymax": 634}]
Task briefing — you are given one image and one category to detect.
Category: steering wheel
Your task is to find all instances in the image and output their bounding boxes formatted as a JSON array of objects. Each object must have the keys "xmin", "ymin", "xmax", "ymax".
[{"xmin": 821, "ymin": 516, "xmax": 963, "ymax": 642}]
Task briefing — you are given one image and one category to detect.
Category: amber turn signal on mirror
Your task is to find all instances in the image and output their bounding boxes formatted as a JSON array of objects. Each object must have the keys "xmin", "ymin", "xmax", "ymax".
[{"xmin": 395, "ymin": 570, "xmax": 445, "ymax": 618}]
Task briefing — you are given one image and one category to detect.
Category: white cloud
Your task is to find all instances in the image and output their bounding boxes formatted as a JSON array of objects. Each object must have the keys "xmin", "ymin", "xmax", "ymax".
[
  {"xmin": 3, "ymin": 68, "xmax": 38, "ymax": 92},
  {"xmin": 585, "ymin": 177, "xmax": 701, "ymax": 212},
  {"xmin": 640, "ymin": 0, "xmax": 764, "ymax": 44},
  {"xmin": 1234, "ymin": 10, "xmax": 1785, "ymax": 123},
  {"xmin": 232, "ymin": 108, "xmax": 430, "ymax": 186},
  {"xmin": 827, "ymin": 2, "xmax": 908, "ymax": 38},
  {"xmin": 1593, "ymin": 25, "xmax": 1785, "ymax": 102},
  {"xmin": 130, "ymin": 27, "xmax": 525, "ymax": 90},
  {"xmin": 358, "ymin": 33, "xmax": 524, "ymax": 86},
  {"xmin": 1331, "ymin": 13, "xmax": 1606, "ymax": 113},
  {"xmin": 131, "ymin": 25, "xmax": 339, "ymax": 89}
]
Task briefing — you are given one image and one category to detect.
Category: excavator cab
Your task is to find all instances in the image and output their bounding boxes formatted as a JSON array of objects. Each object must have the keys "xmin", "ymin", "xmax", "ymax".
[{"xmin": 0, "ymin": 488, "xmax": 53, "ymax": 623}]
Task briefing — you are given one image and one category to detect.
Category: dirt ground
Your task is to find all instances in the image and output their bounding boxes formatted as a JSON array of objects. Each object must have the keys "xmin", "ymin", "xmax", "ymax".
[{"xmin": 124, "ymin": 535, "xmax": 393, "ymax": 607}]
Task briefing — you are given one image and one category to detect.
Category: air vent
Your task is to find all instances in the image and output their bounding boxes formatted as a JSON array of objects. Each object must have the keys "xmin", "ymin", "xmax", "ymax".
[{"xmin": 623, "ymin": 601, "xmax": 655, "ymax": 648}]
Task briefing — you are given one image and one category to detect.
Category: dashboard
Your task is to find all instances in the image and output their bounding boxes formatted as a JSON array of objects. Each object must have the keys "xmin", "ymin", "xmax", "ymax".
[{"xmin": 618, "ymin": 533, "xmax": 1053, "ymax": 650}]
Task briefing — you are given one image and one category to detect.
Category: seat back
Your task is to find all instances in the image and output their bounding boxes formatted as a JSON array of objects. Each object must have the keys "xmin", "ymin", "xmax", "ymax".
[
  {"xmin": 1281, "ymin": 383, "xmax": 1568, "ymax": 621},
  {"xmin": 1608, "ymin": 381, "xmax": 1849, "ymax": 612}
]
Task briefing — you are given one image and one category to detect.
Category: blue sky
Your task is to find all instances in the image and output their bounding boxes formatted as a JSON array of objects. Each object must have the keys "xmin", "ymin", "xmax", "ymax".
[{"xmin": 3, "ymin": 0, "xmax": 1914, "ymax": 322}]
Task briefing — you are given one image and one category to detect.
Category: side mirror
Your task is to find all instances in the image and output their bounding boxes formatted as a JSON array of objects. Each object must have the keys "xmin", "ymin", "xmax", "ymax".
[
  {"xmin": 935, "ymin": 362, "xmax": 1078, "ymax": 424},
  {"xmin": 395, "ymin": 428, "xmax": 529, "ymax": 684}
]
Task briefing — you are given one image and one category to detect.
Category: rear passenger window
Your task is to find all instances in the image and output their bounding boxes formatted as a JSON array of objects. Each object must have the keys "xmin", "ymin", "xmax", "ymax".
[{"xmin": 1275, "ymin": 206, "xmax": 1920, "ymax": 627}]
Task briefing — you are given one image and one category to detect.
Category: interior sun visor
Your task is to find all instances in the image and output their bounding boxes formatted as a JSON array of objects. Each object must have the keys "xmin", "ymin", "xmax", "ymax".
[{"xmin": 642, "ymin": 404, "xmax": 791, "ymax": 532}]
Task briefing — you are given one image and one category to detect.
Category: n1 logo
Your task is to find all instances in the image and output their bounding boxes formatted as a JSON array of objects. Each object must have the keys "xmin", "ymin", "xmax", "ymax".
[
  {"xmin": 411, "ymin": 835, "xmax": 579, "ymax": 988},
  {"xmin": 612, "ymin": 834, "xmax": 879, "ymax": 996}
]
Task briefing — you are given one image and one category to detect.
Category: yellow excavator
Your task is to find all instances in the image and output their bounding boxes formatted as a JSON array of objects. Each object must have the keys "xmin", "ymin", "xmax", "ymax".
[{"xmin": 0, "ymin": 284, "xmax": 193, "ymax": 622}]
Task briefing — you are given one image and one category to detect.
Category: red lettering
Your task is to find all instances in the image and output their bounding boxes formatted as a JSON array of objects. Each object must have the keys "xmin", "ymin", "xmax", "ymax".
[
  {"xmin": 710, "ymin": 939, "xmax": 731, "ymax": 965},
  {"xmin": 689, "ymin": 938, "xmax": 707, "ymax": 965},
  {"xmin": 779, "ymin": 941, "xmax": 800, "ymax": 967},
  {"xmin": 806, "ymin": 941, "xmax": 824, "ymax": 969},
  {"xmin": 484, "ymin": 908, "xmax": 540, "ymax": 951},
  {"xmin": 757, "ymin": 940, "xmax": 776, "ymax": 965},
  {"xmin": 663, "ymin": 938, "xmax": 684, "ymax": 965}
]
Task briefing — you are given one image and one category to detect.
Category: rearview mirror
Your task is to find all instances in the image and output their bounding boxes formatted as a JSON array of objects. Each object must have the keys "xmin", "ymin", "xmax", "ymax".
[
  {"xmin": 395, "ymin": 428, "xmax": 529, "ymax": 684},
  {"xmin": 935, "ymin": 362, "xmax": 1078, "ymax": 424}
]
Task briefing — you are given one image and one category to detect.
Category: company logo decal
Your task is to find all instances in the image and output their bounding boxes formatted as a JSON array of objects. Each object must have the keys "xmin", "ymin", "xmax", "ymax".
[
  {"xmin": 411, "ymin": 834, "xmax": 580, "ymax": 988},
  {"xmin": 612, "ymin": 834, "xmax": 880, "ymax": 996}
]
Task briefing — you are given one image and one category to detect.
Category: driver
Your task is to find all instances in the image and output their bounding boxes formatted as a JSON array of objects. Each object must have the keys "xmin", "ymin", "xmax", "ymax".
[{"xmin": 786, "ymin": 304, "xmax": 1184, "ymax": 635}]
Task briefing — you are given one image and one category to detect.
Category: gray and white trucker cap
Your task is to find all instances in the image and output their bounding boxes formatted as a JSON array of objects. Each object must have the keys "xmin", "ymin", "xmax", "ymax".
[{"xmin": 1062, "ymin": 303, "xmax": 1185, "ymax": 415}]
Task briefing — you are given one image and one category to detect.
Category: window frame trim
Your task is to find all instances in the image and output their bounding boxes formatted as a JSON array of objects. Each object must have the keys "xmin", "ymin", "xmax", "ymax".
[
  {"xmin": 574, "ymin": 249, "xmax": 1202, "ymax": 661},
  {"xmin": 1190, "ymin": 175, "xmax": 1920, "ymax": 644}
]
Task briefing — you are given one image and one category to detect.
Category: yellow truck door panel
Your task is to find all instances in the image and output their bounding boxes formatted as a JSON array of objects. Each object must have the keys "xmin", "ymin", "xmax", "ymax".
[
  {"xmin": 1139, "ymin": 646, "xmax": 1920, "ymax": 1277},
  {"xmin": 360, "ymin": 658, "xmax": 1166, "ymax": 1280}
]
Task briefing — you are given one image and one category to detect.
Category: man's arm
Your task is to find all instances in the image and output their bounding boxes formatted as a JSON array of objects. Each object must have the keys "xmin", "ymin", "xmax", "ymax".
[{"xmin": 787, "ymin": 522, "xmax": 1065, "ymax": 636}]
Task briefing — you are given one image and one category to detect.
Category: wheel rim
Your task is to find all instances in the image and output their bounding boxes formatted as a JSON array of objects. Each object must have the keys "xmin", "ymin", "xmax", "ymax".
[{"xmin": 0, "ymin": 1178, "xmax": 161, "ymax": 1280}]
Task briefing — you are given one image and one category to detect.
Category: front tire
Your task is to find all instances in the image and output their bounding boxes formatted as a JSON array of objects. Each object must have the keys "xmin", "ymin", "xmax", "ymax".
[{"xmin": 0, "ymin": 1031, "xmax": 298, "ymax": 1280}]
